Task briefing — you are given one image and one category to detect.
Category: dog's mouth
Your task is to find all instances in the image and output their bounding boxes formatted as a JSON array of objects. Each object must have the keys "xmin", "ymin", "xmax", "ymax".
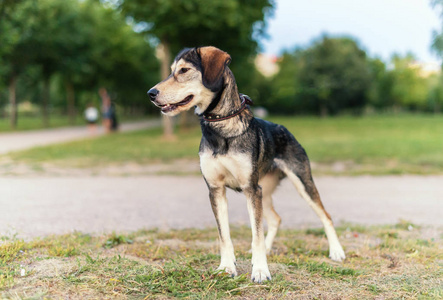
[{"xmin": 158, "ymin": 95, "xmax": 194, "ymax": 113}]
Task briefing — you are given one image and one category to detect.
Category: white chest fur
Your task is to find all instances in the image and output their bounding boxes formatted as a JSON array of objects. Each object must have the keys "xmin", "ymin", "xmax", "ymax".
[{"xmin": 200, "ymin": 151, "xmax": 253, "ymax": 190}]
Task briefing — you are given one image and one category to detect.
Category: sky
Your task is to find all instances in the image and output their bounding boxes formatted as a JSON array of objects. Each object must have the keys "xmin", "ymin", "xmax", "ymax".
[{"xmin": 262, "ymin": 0, "xmax": 442, "ymax": 64}]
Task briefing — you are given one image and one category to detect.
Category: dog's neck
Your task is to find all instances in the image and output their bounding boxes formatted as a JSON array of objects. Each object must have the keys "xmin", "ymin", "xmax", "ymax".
[{"xmin": 199, "ymin": 69, "xmax": 253, "ymax": 138}]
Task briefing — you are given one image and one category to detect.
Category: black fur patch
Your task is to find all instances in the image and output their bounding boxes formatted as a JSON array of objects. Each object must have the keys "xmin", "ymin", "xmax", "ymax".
[{"xmin": 175, "ymin": 48, "xmax": 202, "ymax": 70}]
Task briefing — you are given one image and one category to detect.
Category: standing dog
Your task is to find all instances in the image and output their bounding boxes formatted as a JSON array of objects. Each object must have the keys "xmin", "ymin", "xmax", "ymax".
[{"xmin": 148, "ymin": 46, "xmax": 345, "ymax": 283}]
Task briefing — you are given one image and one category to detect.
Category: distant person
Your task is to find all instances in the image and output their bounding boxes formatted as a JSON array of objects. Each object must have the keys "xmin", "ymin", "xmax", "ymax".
[
  {"xmin": 109, "ymin": 102, "xmax": 119, "ymax": 132},
  {"xmin": 84, "ymin": 103, "xmax": 99, "ymax": 134},
  {"xmin": 99, "ymin": 88, "xmax": 112, "ymax": 133}
]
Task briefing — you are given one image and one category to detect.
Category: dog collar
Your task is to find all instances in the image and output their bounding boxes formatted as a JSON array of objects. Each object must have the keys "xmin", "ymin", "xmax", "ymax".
[{"xmin": 202, "ymin": 94, "xmax": 253, "ymax": 122}]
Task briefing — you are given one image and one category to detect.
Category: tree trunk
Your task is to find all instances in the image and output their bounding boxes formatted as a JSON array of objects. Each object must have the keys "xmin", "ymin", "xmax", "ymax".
[
  {"xmin": 320, "ymin": 103, "xmax": 328, "ymax": 118},
  {"xmin": 157, "ymin": 40, "xmax": 174, "ymax": 139},
  {"xmin": 0, "ymin": 97, "xmax": 5, "ymax": 118},
  {"xmin": 66, "ymin": 81, "xmax": 76, "ymax": 125},
  {"xmin": 9, "ymin": 74, "xmax": 17, "ymax": 129},
  {"xmin": 42, "ymin": 76, "xmax": 50, "ymax": 127}
]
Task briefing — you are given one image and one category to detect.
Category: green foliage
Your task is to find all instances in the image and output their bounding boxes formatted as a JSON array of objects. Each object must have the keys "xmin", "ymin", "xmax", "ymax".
[
  {"xmin": 76, "ymin": 0, "xmax": 159, "ymax": 107},
  {"xmin": 389, "ymin": 53, "xmax": 430, "ymax": 110},
  {"xmin": 269, "ymin": 34, "xmax": 442, "ymax": 115},
  {"xmin": 271, "ymin": 36, "xmax": 372, "ymax": 115},
  {"xmin": 427, "ymin": 74, "xmax": 443, "ymax": 112},
  {"xmin": 118, "ymin": 0, "xmax": 274, "ymax": 90},
  {"xmin": 0, "ymin": 0, "xmax": 159, "ymax": 125},
  {"xmin": 103, "ymin": 233, "xmax": 133, "ymax": 249},
  {"xmin": 119, "ymin": 0, "xmax": 274, "ymax": 56}
]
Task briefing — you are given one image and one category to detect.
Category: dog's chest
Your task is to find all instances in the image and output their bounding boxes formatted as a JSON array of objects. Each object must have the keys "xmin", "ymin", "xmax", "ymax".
[{"xmin": 199, "ymin": 151, "xmax": 253, "ymax": 190}]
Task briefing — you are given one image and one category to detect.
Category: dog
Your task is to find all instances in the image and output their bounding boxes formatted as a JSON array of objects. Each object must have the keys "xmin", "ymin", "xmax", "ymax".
[{"xmin": 148, "ymin": 46, "xmax": 345, "ymax": 283}]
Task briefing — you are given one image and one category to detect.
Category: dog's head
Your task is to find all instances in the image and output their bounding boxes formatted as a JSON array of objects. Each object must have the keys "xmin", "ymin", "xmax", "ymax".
[{"xmin": 148, "ymin": 46, "xmax": 231, "ymax": 116}]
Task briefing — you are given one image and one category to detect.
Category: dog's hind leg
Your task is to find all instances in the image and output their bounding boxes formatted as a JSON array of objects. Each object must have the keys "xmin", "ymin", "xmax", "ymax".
[
  {"xmin": 275, "ymin": 158, "xmax": 346, "ymax": 262},
  {"xmin": 209, "ymin": 186, "xmax": 237, "ymax": 277},
  {"xmin": 259, "ymin": 172, "xmax": 281, "ymax": 253}
]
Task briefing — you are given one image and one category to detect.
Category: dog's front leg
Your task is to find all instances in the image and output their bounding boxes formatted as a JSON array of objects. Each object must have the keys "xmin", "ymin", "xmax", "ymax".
[
  {"xmin": 209, "ymin": 186, "xmax": 237, "ymax": 277},
  {"xmin": 244, "ymin": 185, "xmax": 271, "ymax": 283}
]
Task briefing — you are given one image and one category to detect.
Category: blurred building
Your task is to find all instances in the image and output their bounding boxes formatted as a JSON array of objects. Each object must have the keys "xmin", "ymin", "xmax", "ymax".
[
  {"xmin": 409, "ymin": 61, "xmax": 441, "ymax": 77},
  {"xmin": 254, "ymin": 54, "xmax": 280, "ymax": 77}
]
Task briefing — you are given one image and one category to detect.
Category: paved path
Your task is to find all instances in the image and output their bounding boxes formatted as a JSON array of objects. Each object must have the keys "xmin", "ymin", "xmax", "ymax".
[
  {"xmin": 0, "ymin": 119, "xmax": 160, "ymax": 155},
  {"xmin": 1, "ymin": 175, "xmax": 442, "ymax": 238}
]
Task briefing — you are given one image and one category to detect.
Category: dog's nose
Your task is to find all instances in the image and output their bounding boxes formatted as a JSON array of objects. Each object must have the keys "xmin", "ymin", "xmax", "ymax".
[{"xmin": 147, "ymin": 88, "xmax": 159, "ymax": 101}]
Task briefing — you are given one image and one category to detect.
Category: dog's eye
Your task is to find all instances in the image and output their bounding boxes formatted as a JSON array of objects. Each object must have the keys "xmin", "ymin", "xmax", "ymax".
[{"xmin": 179, "ymin": 68, "xmax": 190, "ymax": 74}]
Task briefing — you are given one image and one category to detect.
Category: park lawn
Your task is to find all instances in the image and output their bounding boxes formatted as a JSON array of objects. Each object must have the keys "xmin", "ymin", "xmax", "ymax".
[
  {"xmin": 0, "ymin": 115, "xmax": 78, "ymax": 132},
  {"xmin": 1, "ymin": 222, "xmax": 442, "ymax": 299},
  {"xmin": 0, "ymin": 115, "xmax": 149, "ymax": 132},
  {"xmin": 5, "ymin": 114, "xmax": 443, "ymax": 175}
]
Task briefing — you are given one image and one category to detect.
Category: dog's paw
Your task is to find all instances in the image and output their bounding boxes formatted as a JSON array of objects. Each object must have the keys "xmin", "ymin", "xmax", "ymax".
[
  {"xmin": 217, "ymin": 265, "xmax": 237, "ymax": 277},
  {"xmin": 251, "ymin": 267, "xmax": 271, "ymax": 283},
  {"xmin": 329, "ymin": 244, "xmax": 346, "ymax": 262}
]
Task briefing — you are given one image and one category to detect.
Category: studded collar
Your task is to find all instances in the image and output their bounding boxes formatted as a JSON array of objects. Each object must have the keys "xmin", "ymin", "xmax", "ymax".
[{"xmin": 202, "ymin": 94, "xmax": 253, "ymax": 122}]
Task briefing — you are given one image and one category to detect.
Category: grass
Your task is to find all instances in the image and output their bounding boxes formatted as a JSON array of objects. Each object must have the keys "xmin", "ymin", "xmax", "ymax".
[
  {"xmin": 1, "ymin": 222, "xmax": 442, "ymax": 299},
  {"xmin": 4, "ymin": 114, "xmax": 443, "ymax": 175},
  {"xmin": 0, "ymin": 115, "xmax": 80, "ymax": 132},
  {"xmin": 0, "ymin": 114, "xmax": 150, "ymax": 132}
]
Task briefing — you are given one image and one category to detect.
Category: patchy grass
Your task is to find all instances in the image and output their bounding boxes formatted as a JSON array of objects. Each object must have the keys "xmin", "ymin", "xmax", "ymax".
[
  {"xmin": 1, "ymin": 223, "xmax": 442, "ymax": 299},
  {"xmin": 4, "ymin": 114, "xmax": 443, "ymax": 175}
]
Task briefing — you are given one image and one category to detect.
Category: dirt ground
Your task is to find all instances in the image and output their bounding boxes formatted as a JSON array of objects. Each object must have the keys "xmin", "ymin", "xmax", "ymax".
[{"xmin": 1, "ymin": 174, "xmax": 442, "ymax": 239}]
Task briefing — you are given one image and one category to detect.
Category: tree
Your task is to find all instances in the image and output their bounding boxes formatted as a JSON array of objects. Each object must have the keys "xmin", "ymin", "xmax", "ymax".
[
  {"xmin": 427, "ymin": 73, "xmax": 443, "ymax": 113},
  {"xmin": 271, "ymin": 36, "xmax": 372, "ymax": 116},
  {"xmin": 432, "ymin": 0, "xmax": 443, "ymax": 55},
  {"xmin": 299, "ymin": 36, "xmax": 372, "ymax": 116},
  {"xmin": 116, "ymin": 0, "xmax": 274, "ymax": 137},
  {"xmin": 430, "ymin": 0, "xmax": 443, "ymax": 112},
  {"xmin": 367, "ymin": 57, "xmax": 395, "ymax": 110},
  {"xmin": 17, "ymin": 0, "xmax": 85, "ymax": 127},
  {"xmin": 1, "ymin": 0, "xmax": 159, "ymax": 128},
  {"xmin": 63, "ymin": 0, "xmax": 159, "ymax": 122},
  {"xmin": 269, "ymin": 50, "xmax": 303, "ymax": 113},
  {"xmin": 0, "ymin": 0, "xmax": 37, "ymax": 128},
  {"xmin": 388, "ymin": 53, "xmax": 429, "ymax": 111}
]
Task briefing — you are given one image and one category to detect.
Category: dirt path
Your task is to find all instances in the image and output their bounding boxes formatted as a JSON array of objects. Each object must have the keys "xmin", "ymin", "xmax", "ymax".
[
  {"xmin": 1, "ymin": 175, "xmax": 441, "ymax": 239},
  {"xmin": 0, "ymin": 119, "xmax": 160, "ymax": 155}
]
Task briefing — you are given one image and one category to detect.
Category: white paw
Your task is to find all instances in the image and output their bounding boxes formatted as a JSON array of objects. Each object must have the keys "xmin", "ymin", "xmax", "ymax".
[
  {"xmin": 329, "ymin": 244, "xmax": 346, "ymax": 262},
  {"xmin": 217, "ymin": 264, "xmax": 237, "ymax": 277},
  {"xmin": 251, "ymin": 267, "xmax": 271, "ymax": 283}
]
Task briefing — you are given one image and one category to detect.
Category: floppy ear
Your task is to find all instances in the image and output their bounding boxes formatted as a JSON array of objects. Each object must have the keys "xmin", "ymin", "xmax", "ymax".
[{"xmin": 197, "ymin": 46, "xmax": 231, "ymax": 91}]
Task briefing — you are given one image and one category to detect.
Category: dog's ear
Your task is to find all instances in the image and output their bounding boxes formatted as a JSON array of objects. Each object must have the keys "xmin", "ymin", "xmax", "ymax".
[{"xmin": 197, "ymin": 46, "xmax": 231, "ymax": 91}]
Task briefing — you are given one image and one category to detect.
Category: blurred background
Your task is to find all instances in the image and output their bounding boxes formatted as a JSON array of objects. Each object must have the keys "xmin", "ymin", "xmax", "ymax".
[
  {"xmin": 1, "ymin": 0, "xmax": 443, "ymax": 223},
  {"xmin": 1, "ymin": 0, "xmax": 443, "ymax": 175},
  {"xmin": 2, "ymin": 0, "xmax": 443, "ymax": 125}
]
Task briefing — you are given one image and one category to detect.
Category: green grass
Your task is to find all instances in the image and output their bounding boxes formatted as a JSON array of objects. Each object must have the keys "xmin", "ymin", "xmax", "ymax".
[
  {"xmin": 272, "ymin": 114, "xmax": 443, "ymax": 174},
  {"xmin": 0, "ymin": 115, "xmax": 79, "ymax": 132},
  {"xmin": 5, "ymin": 114, "xmax": 443, "ymax": 175},
  {"xmin": 0, "ymin": 114, "xmax": 149, "ymax": 132},
  {"xmin": 1, "ymin": 223, "xmax": 442, "ymax": 299}
]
